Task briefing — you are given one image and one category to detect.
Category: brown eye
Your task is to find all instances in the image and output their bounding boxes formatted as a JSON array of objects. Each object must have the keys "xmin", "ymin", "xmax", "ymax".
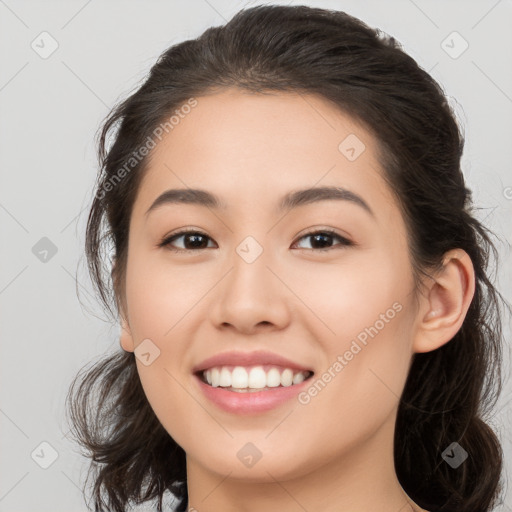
[
  {"xmin": 293, "ymin": 230, "xmax": 353, "ymax": 252},
  {"xmin": 159, "ymin": 230, "xmax": 215, "ymax": 252},
  {"xmin": 158, "ymin": 228, "xmax": 353, "ymax": 253}
]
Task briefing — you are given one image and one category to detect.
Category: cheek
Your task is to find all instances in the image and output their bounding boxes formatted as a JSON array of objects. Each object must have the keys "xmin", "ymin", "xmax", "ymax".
[
  {"xmin": 294, "ymin": 247, "xmax": 412, "ymax": 345},
  {"xmin": 292, "ymin": 249, "xmax": 415, "ymax": 417},
  {"xmin": 124, "ymin": 249, "xmax": 206, "ymax": 342},
  {"xmin": 123, "ymin": 249, "xmax": 212, "ymax": 423},
  {"xmin": 282, "ymin": 304, "xmax": 414, "ymax": 473}
]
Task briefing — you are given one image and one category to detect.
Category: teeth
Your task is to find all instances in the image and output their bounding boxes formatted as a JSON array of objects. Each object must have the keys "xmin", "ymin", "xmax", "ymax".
[
  {"xmin": 292, "ymin": 372, "xmax": 305, "ymax": 384},
  {"xmin": 202, "ymin": 365, "xmax": 311, "ymax": 390},
  {"xmin": 266, "ymin": 368, "xmax": 281, "ymax": 387},
  {"xmin": 248, "ymin": 367, "xmax": 266, "ymax": 388},
  {"xmin": 219, "ymin": 367, "xmax": 232, "ymax": 387},
  {"xmin": 211, "ymin": 368, "xmax": 220, "ymax": 387},
  {"xmin": 281, "ymin": 368, "xmax": 293, "ymax": 386},
  {"xmin": 232, "ymin": 366, "xmax": 247, "ymax": 388}
]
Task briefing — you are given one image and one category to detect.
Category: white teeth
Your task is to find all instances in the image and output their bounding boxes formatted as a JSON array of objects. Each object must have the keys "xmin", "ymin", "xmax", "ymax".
[
  {"xmin": 211, "ymin": 367, "xmax": 220, "ymax": 387},
  {"xmin": 248, "ymin": 367, "xmax": 266, "ymax": 388},
  {"xmin": 281, "ymin": 368, "xmax": 293, "ymax": 387},
  {"xmin": 292, "ymin": 372, "xmax": 305, "ymax": 384},
  {"xmin": 266, "ymin": 368, "xmax": 281, "ymax": 387},
  {"xmin": 201, "ymin": 365, "xmax": 311, "ymax": 390},
  {"xmin": 219, "ymin": 367, "xmax": 232, "ymax": 387},
  {"xmin": 231, "ymin": 367, "xmax": 248, "ymax": 388}
]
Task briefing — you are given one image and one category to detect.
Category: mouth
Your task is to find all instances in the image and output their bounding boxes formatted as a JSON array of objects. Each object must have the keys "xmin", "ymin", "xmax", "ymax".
[{"xmin": 195, "ymin": 364, "xmax": 314, "ymax": 393}]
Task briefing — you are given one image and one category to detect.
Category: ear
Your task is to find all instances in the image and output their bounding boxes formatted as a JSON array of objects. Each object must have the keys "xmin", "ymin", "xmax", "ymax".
[
  {"xmin": 112, "ymin": 258, "xmax": 135, "ymax": 353},
  {"xmin": 120, "ymin": 313, "xmax": 135, "ymax": 353},
  {"xmin": 413, "ymin": 249, "xmax": 475, "ymax": 353}
]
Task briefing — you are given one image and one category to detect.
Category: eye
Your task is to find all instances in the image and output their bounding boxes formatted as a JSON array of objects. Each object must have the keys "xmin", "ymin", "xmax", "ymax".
[
  {"xmin": 158, "ymin": 229, "xmax": 216, "ymax": 252},
  {"xmin": 292, "ymin": 229, "xmax": 353, "ymax": 252},
  {"xmin": 158, "ymin": 228, "xmax": 353, "ymax": 253}
]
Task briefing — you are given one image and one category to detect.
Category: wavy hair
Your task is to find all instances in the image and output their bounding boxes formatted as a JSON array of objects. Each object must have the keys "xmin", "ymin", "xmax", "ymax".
[{"xmin": 65, "ymin": 5, "xmax": 508, "ymax": 511}]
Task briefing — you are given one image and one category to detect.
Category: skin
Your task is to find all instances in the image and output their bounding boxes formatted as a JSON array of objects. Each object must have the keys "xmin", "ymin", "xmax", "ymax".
[{"xmin": 118, "ymin": 88, "xmax": 475, "ymax": 512}]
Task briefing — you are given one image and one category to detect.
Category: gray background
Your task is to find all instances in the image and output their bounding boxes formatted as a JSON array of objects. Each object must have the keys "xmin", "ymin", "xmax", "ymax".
[{"xmin": 1, "ymin": 0, "xmax": 511, "ymax": 510}]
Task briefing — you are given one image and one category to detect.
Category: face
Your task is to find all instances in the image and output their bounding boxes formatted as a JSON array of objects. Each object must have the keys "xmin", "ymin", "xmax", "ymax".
[{"xmin": 119, "ymin": 88, "xmax": 419, "ymax": 483}]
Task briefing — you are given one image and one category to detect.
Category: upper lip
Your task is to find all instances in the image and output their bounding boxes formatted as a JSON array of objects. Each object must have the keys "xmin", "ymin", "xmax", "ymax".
[{"xmin": 192, "ymin": 350, "xmax": 314, "ymax": 374}]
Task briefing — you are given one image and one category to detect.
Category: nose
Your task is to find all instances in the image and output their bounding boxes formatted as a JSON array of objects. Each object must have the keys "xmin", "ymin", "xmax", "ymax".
[{"xmin": 209, "ymin": 248, "xmax": 291, "ymax": 335}]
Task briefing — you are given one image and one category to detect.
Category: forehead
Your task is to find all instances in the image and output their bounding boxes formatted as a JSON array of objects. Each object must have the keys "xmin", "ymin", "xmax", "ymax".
[{"xmin": 133, "ymin": 88, "xmax": 397, "ymax": 221}]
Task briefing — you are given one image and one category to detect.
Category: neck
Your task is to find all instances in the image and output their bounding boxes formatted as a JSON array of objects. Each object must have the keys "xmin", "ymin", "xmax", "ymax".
[{"xmin": 185, "ymin": 412, "xmax": 427, "ymax": 512}]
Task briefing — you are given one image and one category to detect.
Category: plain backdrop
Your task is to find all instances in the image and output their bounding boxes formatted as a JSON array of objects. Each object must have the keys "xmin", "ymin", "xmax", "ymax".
[{"xmin": 1, "ymin": 1, "xmax": 511, "ymax": 511}]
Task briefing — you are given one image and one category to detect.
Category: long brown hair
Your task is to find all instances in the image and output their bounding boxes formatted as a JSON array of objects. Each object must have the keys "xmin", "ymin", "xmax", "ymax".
[{"xmin": 65, "ymin": 5, "xmax": 508, "ymax": 511}]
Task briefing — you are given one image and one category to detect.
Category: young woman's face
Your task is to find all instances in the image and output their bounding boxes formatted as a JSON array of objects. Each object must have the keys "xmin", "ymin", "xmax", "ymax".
[{"xmin": 120, "ymin": 88, "xmax": 420, "ymax": 483}]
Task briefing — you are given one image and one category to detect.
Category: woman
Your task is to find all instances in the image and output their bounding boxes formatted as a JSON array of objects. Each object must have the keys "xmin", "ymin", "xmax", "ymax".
[{"xmin": 66, "ymin": 5, "xmax": 507, "ymax": 511}]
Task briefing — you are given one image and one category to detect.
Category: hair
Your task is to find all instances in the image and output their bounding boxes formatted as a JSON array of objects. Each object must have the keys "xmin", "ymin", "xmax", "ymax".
[{"xmin": 65, "ymin": 4, "xmax": 509, "ymax": 512}]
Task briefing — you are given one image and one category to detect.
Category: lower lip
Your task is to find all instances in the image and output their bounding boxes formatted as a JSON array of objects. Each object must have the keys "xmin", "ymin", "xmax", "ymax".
[{"xmin": 194, "ymin": 374, "xmax": 313, "ymax": 414}]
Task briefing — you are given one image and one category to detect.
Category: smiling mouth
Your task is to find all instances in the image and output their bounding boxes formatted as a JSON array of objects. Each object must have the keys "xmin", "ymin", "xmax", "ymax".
[{"xmin": 196, "ymin": 365, "xmax": 314, "ymax": 392}]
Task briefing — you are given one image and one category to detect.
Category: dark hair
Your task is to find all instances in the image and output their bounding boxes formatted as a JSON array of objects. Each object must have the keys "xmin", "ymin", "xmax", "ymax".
[{"xmin": 65, "ymin": 5, "xmax": 508, "ymax": 512}]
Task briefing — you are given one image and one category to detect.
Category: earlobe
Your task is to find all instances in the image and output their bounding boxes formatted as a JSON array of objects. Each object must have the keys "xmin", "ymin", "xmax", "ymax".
[
  {"xmin": 120, "ymin": 315, "xmax": 135, "ymax": 353},
  {"xmin": 413, "ymin": 249, "xmax": 475, "ymax": 353}
]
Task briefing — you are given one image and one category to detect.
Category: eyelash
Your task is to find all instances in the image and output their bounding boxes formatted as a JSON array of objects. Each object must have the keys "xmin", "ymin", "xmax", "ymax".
[{"xmin": 157, "ymin": 228, "xmax": 354, "ymax": 253}]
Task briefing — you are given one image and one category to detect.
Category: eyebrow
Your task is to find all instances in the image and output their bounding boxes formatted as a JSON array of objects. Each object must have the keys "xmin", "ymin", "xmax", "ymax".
[{"xmin": 145, "ymin": 186, "xmax": 374, "ymax": 218}]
